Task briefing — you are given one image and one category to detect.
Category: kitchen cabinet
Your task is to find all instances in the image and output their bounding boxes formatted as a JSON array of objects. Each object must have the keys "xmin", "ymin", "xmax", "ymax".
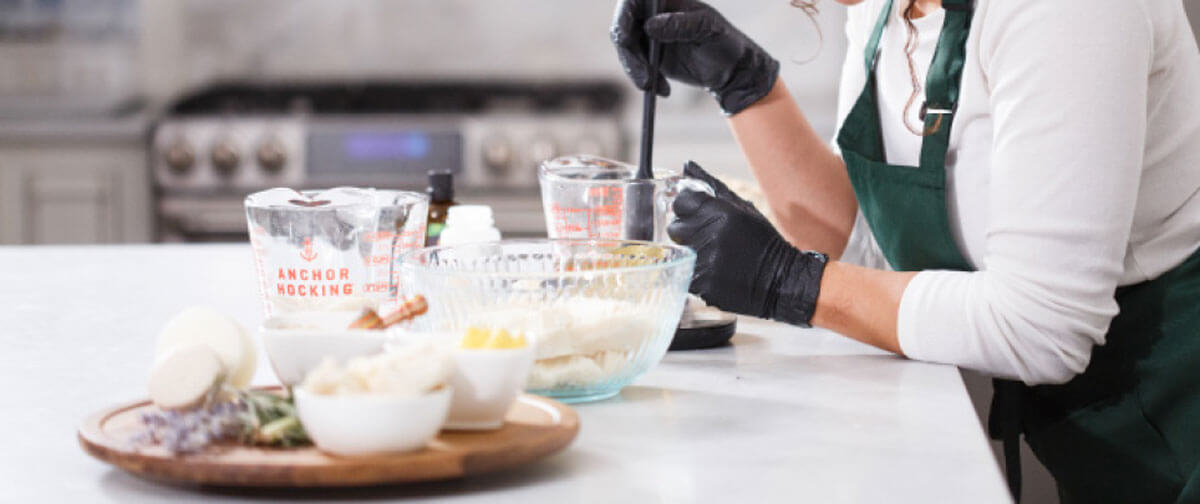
[{"xmin": 0, "ymin": 124, "xmax": 150, "ymax": 245}]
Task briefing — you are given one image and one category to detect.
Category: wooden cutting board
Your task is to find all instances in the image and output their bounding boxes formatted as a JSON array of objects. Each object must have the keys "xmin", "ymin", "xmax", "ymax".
[{"xmin": 78, "ymin": 393, "xmax": 579, "ymax": 487}]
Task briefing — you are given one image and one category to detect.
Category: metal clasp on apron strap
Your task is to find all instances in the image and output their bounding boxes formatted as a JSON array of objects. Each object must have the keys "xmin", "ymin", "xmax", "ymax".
[
  {"xmin": 919, "ymin": 102, "xmax": 956, "ymax": 136},
  {"xmin": 918, "ymin": 102, "xmax": 955, "ymax": 121}
]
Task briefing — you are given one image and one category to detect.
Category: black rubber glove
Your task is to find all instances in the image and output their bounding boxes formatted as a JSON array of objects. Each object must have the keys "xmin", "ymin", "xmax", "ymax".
[
  {"xmin": 681, "ymin": 160, "xmax": 768, "ymax": 223},
  {"xmin": 611, "ymin": 0, "xmax": 781, "ymax": 115},
  {"xmin": 668, "ymin": 185, "xmax": 828, "ymax": 327}
]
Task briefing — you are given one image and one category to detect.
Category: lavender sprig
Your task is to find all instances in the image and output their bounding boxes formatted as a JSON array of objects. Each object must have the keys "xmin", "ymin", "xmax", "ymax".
[
  {"xmin": 133, "ymin": 401, "xmax": 248, "ymax": 454},
  {"xmin": 132, "ymin": 390, "xmax": 309, "ymax": 455}
]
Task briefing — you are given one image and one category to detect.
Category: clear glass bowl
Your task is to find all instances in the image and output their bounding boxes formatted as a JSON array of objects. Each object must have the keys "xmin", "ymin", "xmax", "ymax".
[{"xmin": 400, "ymin": 239, "xmax": 696, "ymax": 403}]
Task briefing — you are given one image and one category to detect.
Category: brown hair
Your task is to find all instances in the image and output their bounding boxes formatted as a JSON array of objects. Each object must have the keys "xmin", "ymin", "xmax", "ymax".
[
  {"xmin": 790, "ymin": 0, "xmax": 820, "ymax": 16},
  {"xmin": 791, "ymin": 1, "xmax": 933, "ymax": 136},
  {"xmin": 789, "ymin": 1, "xmax": 824, "ymax": 63},
  {"xmin": 900, "ymin": 1, "xmax": 935, "ymax": 136}
]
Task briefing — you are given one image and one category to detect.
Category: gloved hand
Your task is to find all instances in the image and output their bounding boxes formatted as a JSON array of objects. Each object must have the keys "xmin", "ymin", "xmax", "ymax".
[
  {"xmin": 668, "ymin": 170, "xmax": 828, "ymax": 327},
  {"xmin": 610, "ymin": 0, "xmax": 781, "ymax": 115},
  {"xmin": 681, "ymin": 160, "xmax": 768, "ymax": 223}
]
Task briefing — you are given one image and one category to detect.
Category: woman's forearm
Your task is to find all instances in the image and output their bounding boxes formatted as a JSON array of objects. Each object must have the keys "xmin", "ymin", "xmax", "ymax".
[
  {"xmin": 730, "ymin": 81, "xmax": 907, "ymax": 354},
  {"xmin": 728, "ymin": 80, "xmax": 858, "ymax": 257},
  {"xmin": 812, "ymin": 261, "xmax": 916, "ymax": 355}
]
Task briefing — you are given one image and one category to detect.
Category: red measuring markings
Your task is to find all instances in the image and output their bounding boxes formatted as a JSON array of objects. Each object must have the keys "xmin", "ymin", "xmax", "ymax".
[
  {"xmin": 363, "ymin": 281, "xmax": 391, "ymax": 293},
  {"xmin": 587, "ymin": 186, "xmax": 623, "ymax": 201},
  {"xmin": 550, "ymin": 201, "xmax": 625, "ymax": 238},
  {"xmin": 365, "ymin": 229, "xmax": 425, "ymax": 251},
  {"xmin": 550, "ymin": 203, "xmax": 586, "ymax": 234},
  {"xmin": 393, "ymin": 229, "xmax": 425, "ymax": 251},
  {"xmin": 365, "ymin": 231, "xmax": 395, "ymax": 242}
]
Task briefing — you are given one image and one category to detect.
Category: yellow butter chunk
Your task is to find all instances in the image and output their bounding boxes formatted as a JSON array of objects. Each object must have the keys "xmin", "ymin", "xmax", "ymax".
[
  {"xmin": 461, "ymin": 327, "xmax": 491, "ymax": 349},
  {"xmin": 460, "ymin": 326, "xmax": 527, "ymax": 349},
  {"xmin": 487, "ymin": 329, "xmax": 527, "ymax": 349}
]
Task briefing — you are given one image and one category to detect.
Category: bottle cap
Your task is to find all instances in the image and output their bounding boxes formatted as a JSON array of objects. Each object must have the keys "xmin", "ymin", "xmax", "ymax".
[
  {"xmin": 446, "ymin": 205, "xmax": 494, "ymax": 227},
  {"xmin": 427, "ymin": 170, "xmax": 454, "ymax": 202}
]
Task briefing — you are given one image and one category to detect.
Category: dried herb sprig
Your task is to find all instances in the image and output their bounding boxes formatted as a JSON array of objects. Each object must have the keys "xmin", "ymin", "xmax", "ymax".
[{"xmin": 133, "ymin": 388, "xmax": 309, "ymax": 454}]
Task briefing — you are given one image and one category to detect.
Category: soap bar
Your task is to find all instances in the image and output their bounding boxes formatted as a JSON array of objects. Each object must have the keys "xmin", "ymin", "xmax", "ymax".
[
  {"xmin": 156, "ymin": 306, "xmax": 257, "ymax": 388},
  {"xmin": 148, "ymin": 344, "xmax": 226, "ymax": 410}
]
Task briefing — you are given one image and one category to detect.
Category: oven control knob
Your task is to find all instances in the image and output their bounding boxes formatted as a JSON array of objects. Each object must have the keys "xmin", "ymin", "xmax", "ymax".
[
  {"xmin": 528, "ymin": 137, "xmax": 558, "ymax": 166},
  {"xmin": 163, "ymin": 139, "xmax": 195, "ymax": 175},
  {"xmin": 210, "ymin": 140, "xmax": 240, "ymax": 178},
  {"xmin": 482, "ymin": 136, "xmax": 513, "ymax": 176},
  {"xmin": 256, "ymin": 138, "xmax": 287, "ymax": 175}
]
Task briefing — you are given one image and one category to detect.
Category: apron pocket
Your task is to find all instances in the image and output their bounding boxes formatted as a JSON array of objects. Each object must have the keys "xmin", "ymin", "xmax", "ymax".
[{"xmin": 1025, "ymin": 393, "xmax": 1184, "ymax": 504}]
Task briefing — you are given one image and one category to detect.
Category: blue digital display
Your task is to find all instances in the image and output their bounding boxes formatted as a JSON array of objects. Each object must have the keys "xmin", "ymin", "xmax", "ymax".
[
  {"xmin": 307, "ymin": 126, "xmax": 461, "ymax": 177},
  {"xmin": 344, "ymin": 132, "xmax": 432, "ymax": 160}
]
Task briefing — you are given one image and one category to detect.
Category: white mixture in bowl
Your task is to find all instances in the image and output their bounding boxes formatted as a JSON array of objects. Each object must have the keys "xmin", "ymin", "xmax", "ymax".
[
  {"xmin": 301, "ymin": 343, "xmax": 451, "ymax": 396},
  {"xmin": 469, "ymin": 299, "xmax": 659, "ymax": 389}
]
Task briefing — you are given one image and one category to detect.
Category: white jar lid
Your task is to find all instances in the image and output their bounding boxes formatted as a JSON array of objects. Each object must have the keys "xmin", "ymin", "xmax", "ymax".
[{"xmin": 446, "ymin": 205, "xmax": 495, "ymax": 227}]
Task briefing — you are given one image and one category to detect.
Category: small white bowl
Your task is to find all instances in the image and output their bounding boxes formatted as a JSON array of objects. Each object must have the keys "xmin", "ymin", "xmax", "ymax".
[
  {"xmin": 261, "ymin": 312, "xmax": 391, "ymax": 386},
  {"xmin": 445, "ymin": 343, "xmax": 536, "ymax": 430},
  {"xmin": 385, "ymin": 330, "xmax": 536, "ymax": 431},
  {"xmin": 293, "ymin": 387, "xmax": 452, "ymax": 456}
]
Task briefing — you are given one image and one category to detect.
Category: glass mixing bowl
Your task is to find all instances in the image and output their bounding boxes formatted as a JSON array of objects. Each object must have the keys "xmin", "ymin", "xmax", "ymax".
[{"xmin": 400, "ymin": 239, "xmax": 695, "ymax": 403}]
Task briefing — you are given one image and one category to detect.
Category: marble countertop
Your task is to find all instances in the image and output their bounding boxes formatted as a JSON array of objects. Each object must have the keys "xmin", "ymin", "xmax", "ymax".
[{"xmin": 0, "ymin": 244, "xmax": 1010, "ymax": 503}]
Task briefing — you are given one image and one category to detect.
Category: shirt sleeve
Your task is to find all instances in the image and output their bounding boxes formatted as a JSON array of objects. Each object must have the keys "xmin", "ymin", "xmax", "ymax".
[{"xmin": 896, "ymin": 0, "xmax": 1153, "ymax": 384}]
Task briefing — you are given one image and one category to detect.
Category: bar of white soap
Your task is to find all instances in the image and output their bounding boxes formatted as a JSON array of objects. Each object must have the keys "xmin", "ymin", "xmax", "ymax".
[
  {"xmin": 149, "ymin": 344, "xmax": 225, "ymax": 410},
  {"xmin": 156, "ymin": 307, "xmax": 257, "ymax": 388}
]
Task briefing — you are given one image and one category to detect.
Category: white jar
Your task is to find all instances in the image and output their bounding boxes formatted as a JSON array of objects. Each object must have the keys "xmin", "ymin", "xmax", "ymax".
[{"xmin": 437, "ymin": 205, "xmax": 501, "ymax": 246}]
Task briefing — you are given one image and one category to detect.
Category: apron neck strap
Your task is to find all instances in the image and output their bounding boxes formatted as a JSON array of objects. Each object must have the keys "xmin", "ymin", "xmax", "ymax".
[
  {"xmin": 918, "ymin": 1, "xmax": 973, "ymax": 167},
  {"xmin": 862, "ymin": 0, "xmax": 894, "ymax": 74},
  {"xmin": 860, "ymin": 0, "xmax": 976, "ymax": 169}
]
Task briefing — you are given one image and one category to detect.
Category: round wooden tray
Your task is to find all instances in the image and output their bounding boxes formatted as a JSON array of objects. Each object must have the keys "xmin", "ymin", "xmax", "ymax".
[{"xmin": 78, "ymin": 392, "xmax": 579, "ymax": 487}]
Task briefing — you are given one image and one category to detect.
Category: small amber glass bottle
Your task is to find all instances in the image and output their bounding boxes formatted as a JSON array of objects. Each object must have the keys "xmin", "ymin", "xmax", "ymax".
[{"xmin": 425, "ymin": 170, "xmax": 458, "ymax": 246}]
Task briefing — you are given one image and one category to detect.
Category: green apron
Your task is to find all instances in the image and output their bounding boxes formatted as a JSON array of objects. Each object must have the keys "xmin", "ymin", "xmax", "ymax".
[{"xmin": 835, "ymin": 1, "xmax": 1200, "ymax": 502}]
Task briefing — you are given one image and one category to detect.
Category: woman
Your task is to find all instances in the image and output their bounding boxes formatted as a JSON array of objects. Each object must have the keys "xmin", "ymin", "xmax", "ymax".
[{"xmin": 611, "ymin": 0, "xmax": 1200, "ymax": 502}]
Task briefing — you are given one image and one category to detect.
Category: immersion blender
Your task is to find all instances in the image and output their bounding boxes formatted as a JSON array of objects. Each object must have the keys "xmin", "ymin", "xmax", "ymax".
[
  {"xmin": 625, "ymin": 0, "xmax": 738, "ymax": 350},
  {"xmin": 623, "ymin": 0, "xmax": 663, "ymax": 241}
]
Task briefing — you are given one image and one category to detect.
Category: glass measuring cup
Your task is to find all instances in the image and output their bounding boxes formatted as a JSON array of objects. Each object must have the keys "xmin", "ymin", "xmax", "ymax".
[
  {"xmin": 538, "ymin": 155, "xmax": 713, "ymax": 242},
  {"xmin": 245, "ymin": 187, "xmax": 429, "ymax": 316}
]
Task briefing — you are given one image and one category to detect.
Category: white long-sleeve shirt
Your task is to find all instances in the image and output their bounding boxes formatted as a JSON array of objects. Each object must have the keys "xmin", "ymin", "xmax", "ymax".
[{"xmin": 835, "ymin": 0, "xmax": 1200, "ymax": 384}]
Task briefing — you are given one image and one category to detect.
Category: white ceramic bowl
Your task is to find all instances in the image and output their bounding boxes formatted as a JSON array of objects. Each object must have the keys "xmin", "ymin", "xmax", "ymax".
[
  {"xmin": 446, "ymin": 345, "xmax": 536, "ymax": 430},
  {"xmin": 260, "ymin": 311, "xmax": 391, "ymax": 386},
  {"xmin": 293, "ymin": 387, "xmax": 452, "ymax": 456}
]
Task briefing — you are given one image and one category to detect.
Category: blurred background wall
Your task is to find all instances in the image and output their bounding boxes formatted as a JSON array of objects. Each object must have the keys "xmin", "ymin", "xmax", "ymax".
[
  {"xmin": 134, "ymin": 0, "xmax": 846, "ymax": 174},
  {"xmin": 3, "ymin": 0, "xmax": 1195, "ymax": 246},
  {"xmin": 0, "ymin": 0, "xmax": 848, "ymax": 245}
]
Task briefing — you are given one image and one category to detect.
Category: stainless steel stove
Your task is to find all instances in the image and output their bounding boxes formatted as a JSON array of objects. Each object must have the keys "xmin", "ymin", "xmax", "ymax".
[{"xmin": 152, "ymin": 81, "xmax": 627, "ymax": 241}]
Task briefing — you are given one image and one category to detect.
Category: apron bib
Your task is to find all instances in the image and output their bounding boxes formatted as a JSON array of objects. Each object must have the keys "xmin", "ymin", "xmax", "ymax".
[{"xmin": 835, "ymin": 1, "xmax": 1200, "ymax": 502}]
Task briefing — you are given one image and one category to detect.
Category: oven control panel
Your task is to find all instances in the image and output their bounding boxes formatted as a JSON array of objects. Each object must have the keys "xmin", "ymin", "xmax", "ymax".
[
  {"xmin": 153, "ymin": 118, "xmax": 306, "ymax": 191},
  {"xmin": 152, "ymin": 114, "xmax": 624, "ymax": 193}
]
